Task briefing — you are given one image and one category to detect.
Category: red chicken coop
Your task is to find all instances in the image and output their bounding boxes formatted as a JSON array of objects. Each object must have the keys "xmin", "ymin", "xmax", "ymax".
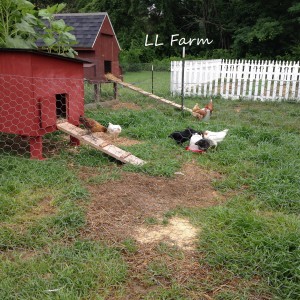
[
  {"xmin": 39, "ymin": 12, "xmax": 122, "ymax": 100},
  {"xmin": 0, "ymin": 48, "xmax": 87, "ymax": 159}
]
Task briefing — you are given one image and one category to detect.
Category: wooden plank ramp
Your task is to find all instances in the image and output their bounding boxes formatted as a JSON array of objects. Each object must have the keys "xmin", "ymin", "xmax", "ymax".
[
  {"xmin": 105, "ymin": 73, "xmax": 192, "ymax": 113},
  {"xmin": 57, "ymin": 121, "xmax": 145, "ymax": 166}
]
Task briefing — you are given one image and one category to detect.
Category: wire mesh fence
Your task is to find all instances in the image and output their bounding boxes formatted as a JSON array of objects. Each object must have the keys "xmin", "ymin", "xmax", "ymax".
[
  {"xmin": 84, "ymin": 63, "xmax": 173, "ymax": 106},
  {"xmin": 0, "ymin": 73, "xmax": 85, "ymax": 159}
]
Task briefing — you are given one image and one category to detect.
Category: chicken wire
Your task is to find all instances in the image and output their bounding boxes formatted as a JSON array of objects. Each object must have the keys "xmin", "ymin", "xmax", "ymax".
[{"xmin": 0, "ymin": 73, "xmax": 87, "ymax": 160}]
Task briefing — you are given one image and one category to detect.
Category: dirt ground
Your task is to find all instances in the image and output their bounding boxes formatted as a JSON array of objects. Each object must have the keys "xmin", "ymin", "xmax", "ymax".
[
  {"xmin": 80, "ymin": 162, "xmax": 223, "ymax": 244},
  {"xmin": 78, "ymin": 159, "xmax": 227, "ymax": 299}
]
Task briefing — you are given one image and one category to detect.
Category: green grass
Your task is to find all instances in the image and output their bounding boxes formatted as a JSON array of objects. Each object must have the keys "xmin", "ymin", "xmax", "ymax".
[
  {"xmin": 0, "ymin": 241, "xmax": 127, "ymax": 299},
  {"xmin": 1, "ymin": 70, "xmax": 300, "ymax": 299}
]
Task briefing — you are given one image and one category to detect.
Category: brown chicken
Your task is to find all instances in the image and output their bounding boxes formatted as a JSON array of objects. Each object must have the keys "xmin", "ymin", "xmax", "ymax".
[
  {"xmin": 192, "ymin": 98, "xmax": 213, "ymax": 120},
  {"xmin": 79, "ymin": 116, "xmax": 107, "ymax": 133},
  {"xmin": 205, "ymin": 98, "xmax": 213, "ymax": 113}
]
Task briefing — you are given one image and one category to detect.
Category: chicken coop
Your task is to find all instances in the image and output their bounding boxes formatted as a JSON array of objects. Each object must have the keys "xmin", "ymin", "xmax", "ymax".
[
  {"xmin": 51, "ymin": 12, "xmax": 122, "ymax": 100},
  {"xmin": 0, "ymin": 48, "xmax": 87, "ymax": 159}
]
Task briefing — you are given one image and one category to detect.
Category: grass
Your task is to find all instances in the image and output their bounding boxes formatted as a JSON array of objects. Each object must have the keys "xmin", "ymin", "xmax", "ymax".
[{"xmin": 1, "ymin": 70, "xmax": 300, "ymax": 299}]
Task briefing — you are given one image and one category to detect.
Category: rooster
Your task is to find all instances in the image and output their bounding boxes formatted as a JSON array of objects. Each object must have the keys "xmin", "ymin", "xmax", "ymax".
[
  {"xmin": 79, "ymin": 116, "xmax": 107, "ymax": 133},
  {"xmin": 107, "ymin": 122, "xmax": 122, "ymax": 139},
  {"xmin": 192, "ymin": 98, "xmax": 213, "ymax": 120}
]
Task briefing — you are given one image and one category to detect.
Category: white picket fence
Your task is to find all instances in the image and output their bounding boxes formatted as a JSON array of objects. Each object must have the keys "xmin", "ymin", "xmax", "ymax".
[{"xmin": 170, "ymin": 59, "xmax": 300, "ymax": 101}]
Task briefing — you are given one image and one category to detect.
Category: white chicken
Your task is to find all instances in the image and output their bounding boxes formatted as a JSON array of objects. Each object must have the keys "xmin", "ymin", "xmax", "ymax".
[
  {"xmin": 202, "ymin": 129, "xmax": 228, "ymax": 146},
  {"xmin": 107, "ymin": 122, "xmax": 122, "ymax": 139},
  {"xmin": 188, "ymin": 133, "xmax": 203, "ymax": 151}
]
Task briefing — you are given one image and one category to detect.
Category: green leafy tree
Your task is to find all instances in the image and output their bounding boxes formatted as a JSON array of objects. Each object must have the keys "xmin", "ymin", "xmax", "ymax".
[
  {"xmin": 38, "ymin": 3, "xmax": 77, "ymax": 57},
  {"xmin": 0, "ymin": 0, "xmax": 38, "ymax": 48},
  {"xmin": 0, "ymin": 0, "xmax": 77, "ymax": 57},
  {"xmin": 79, "ymin": 0, "xmax": 300, "ymax": 60}
]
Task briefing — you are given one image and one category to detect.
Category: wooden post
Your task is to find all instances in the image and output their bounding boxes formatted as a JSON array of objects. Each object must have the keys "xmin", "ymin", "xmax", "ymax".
[
  {"xmin": 113, "ymin": 82, "xmax": 118, "ymax": 99},
  {"xmin": 94, "ymin": 83, "xmax": 100, "ymax": 103}
]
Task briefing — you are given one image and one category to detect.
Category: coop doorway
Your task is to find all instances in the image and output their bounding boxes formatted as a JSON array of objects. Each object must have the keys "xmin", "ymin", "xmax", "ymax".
[
  {"xmin": 56, "ymin": 93, "xmax": 68, "ymax": 119},
  {"xmin": 104, "ymin": 60, "xmax": 112, "ymax": 73}
]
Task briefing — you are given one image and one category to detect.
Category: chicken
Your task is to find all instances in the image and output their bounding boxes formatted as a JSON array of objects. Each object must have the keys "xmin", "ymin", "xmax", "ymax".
[
  {"xmin": 188, "ymin": 133, "xmax": 203, "ymax": 151},
  {"xmin": 205, "ymin": 98, "xmax": 213, "ymax": 113},
  {"xmin": 79, "ymin": 116, "xmax": 107, "ymax": 133},
  {"xmin": 168, "ymin": 128, "xmax": 201, "ymax": 145},
  {"xmin": 202, "ymin": 129, "xmax": 228, "ymax": 145},
  {"xmin": 192, "ymin": 98, "xmax": 213, "ymax": 121},
  {"xmin": 107, "ymin": 122, "xmax": 122, "ymax": 139},
  {"xmin": 195, "ymin": 138, "xmax": 216, "ymax": 151}
]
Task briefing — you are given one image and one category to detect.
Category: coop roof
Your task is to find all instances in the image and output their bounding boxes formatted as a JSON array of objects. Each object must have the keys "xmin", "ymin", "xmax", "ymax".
[
  {"xmin": 0, "ymin": 48, "xmax": 89, "ymax": 64},
  {"xmin": 53, "ymin": 12, "xmax": 120, "ymax": 49}
]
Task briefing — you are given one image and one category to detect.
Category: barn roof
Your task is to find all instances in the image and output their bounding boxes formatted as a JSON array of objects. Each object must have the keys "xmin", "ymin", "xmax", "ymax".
[{"xmin": 53, "ymin": 13, "xmax": 120, "ymax": 49}]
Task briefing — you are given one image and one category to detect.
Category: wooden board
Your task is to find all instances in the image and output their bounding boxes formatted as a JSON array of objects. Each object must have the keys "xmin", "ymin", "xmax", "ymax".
[
  {"xmin": 57, "ymin": 121, "xmax": 145, "ymax": 166},
  {"xmin": 105, "ymin": 73, "xmax": 192, "ymax": 113}
]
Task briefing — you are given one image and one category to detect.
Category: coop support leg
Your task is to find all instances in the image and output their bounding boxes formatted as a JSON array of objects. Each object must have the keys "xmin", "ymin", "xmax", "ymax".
[
  {"xmin": 94, "ymin": 83, "xmax": 100, "ymax": 103},
  {"xmin": 70, "ymin": 136, "xmax": 80, "ymax": 146},
  {"xmin": 113, "ymin": 82, "xmax": 118, "ymax": 99},
  {"xmin": 29, "ymin": 136, "xmax": 43, "ymax": 160}
]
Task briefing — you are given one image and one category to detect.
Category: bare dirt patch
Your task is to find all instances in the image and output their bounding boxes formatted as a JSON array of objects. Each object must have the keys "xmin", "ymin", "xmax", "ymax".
[
  {"xmin": 134, "ymin": 217, "xmax": 198, "ymax": 251},
  {"xmin": 81, "ymin": 163, "xmax": 222, "ymax": 243}
]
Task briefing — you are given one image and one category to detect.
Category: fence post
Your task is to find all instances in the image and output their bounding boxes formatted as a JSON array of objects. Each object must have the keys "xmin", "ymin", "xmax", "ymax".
[
  {"xmin": 181, "ymin": 47, "xmax": 185, "ymax": 113},
  {"xmin": 151, "ymin": 64, "xmax": 154, "ymax": 94}
]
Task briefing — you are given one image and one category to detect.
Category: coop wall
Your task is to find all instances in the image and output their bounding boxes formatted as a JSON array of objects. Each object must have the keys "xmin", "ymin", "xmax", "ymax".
[
  {"xmin": 31, "ymin": 55, "xmax": 84, "ymax": 129},
  {"xmin": 0, "ymin": 52, "xmax": 84, "ymax": 137}
]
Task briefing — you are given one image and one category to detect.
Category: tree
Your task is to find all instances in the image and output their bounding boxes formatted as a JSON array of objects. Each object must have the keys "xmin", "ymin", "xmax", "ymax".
[
  {"xmin": 0, "ymin": 0, "xmax": 77, "ymax": 57},
  {"xmin": 0, "ymin": 0, "xmax": 38, "ymax": 48},
  {"xmin": 79, "ymin": 0, "xmax": 300, "ymax": 60}
]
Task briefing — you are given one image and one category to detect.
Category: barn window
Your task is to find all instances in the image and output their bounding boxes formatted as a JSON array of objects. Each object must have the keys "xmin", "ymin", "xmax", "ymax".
[
  {"xmin": 104, "ymin": 60, "xmax": 112, "ymax": 73},
  {"xmin": 56, "ymin": 94, "xmax": 67, "ymax": 118}
]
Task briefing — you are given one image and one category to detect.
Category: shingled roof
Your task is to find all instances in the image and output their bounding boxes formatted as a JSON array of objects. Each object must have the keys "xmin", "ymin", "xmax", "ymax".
[{"xmin": 52, "ymin": 12, "xmax": 119, "ymax": 49}]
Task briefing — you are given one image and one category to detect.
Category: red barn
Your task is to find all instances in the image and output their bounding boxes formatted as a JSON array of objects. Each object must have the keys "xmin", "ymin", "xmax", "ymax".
[
  {"xmin": 53, "ymin": 12, "xmax": 122, "ymax": 83},
  {"xmin": 0, "ymin": 48, "xmax": 86, "ymax": 159}
]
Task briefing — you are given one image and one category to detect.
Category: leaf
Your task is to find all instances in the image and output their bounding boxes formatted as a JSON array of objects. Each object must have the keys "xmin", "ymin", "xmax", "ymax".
[
  {"xmin": 38, "ymin": 9, "xmax": 52, "ymax": 19},
  {"xmin": 23, "ymin": 13, "xmax": 38, "ymax": 26},
  {"xmin": 46, "ymin": 3, "xmax": 66, "ymax": 15},
  {"xmin": 63, "ymin": 32, "xmax": 76, "ymax": 41},
  {"xmin": 13, "ymin": 0, "xmax": 35, "ymax": 11},
  {"xmin": 15, "ymin": 20, "xmax": 36, "ymax": 34},
  {"xmin": 6, "ymin": 35, "xmax": 32, "ymax": 48},
  {"xmin": 55, "ymin": 3, "xmax": 67, "ymax": 13},
  {"xmin": 43, "ymin": 36, "xmax": 56, "ymax": 46},
  {"xmin": 51, "ymin": 19, "xmax": 66, "ymax": 31}
]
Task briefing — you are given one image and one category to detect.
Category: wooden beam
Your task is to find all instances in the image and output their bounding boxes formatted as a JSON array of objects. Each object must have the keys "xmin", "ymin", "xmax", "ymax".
[
  {"xmin": 105, "ymin": 73, "xmax": 192, "ymax": 113},
  {"xmin": 57, "ymin": 121, "xmax": 145, "ymax": 166}
]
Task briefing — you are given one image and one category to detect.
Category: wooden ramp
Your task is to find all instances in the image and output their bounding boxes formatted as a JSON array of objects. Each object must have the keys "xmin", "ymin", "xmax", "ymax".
[
  {"xmin": 57, "ymin": 121, "xmax": 145, "ymax": 166},
  {"xmin": 106, "ymin": 73, "xmax": 192, "ymax": 113}
]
